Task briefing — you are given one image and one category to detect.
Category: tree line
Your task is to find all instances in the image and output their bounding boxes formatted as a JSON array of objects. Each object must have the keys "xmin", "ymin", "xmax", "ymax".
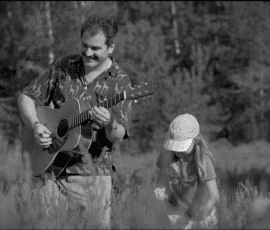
[{"xmin": 1, "ymin": 1, "xmax": 270, "ymax": 153}]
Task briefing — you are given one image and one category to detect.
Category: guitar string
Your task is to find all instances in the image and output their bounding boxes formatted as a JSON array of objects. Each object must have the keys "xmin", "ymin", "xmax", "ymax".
[
  {"xmin": 55, "ymin": 86, "xmax": 149, "ymax": 131},
  {"xmin": 56, "ymin": 95, "xmax": 150, "ymax": 132}
]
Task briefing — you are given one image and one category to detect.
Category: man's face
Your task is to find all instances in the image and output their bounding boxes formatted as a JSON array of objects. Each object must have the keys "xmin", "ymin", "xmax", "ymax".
[{"xmin": 80, "ymin": 30, "xmax": 114, "ymax": 69}]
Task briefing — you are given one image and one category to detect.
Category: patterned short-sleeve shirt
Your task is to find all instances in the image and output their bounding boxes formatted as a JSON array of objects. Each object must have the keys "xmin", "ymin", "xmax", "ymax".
[{"xmin": 23, "ymin": 54, "xmax": 132, "ymax": 174}]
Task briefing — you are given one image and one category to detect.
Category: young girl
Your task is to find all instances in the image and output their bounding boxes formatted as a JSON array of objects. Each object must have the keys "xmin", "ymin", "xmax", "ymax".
[{"xmin": 154, "ymin": 113, "xmax": 219, "ymax": 229}]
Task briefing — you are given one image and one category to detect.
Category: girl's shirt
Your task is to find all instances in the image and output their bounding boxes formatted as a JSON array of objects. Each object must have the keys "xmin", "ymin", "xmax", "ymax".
[{"xmin": 156, "ymin": 149, "xmax": 216, "ymax": 215}]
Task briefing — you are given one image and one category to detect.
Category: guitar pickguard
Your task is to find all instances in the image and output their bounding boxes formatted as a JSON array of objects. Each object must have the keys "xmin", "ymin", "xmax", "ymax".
[{"xmin": 45, "ymin": 151, "xmax": 74, "ymax": 176}]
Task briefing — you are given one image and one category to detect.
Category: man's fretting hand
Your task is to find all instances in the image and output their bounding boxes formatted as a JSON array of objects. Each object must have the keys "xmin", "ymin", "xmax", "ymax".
[{"xmin": 90, "ymin": 106, "xmax": 114, "ymax": 129}]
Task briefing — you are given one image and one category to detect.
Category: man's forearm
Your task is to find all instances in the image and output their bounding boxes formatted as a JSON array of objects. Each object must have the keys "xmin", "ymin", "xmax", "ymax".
[{"xmin": 17, "ymin": 93, "xmax": 39, "ymax": 130}]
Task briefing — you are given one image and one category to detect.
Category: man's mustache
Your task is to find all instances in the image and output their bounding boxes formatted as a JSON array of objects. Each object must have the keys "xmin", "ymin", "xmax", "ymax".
[{"xmin": 82, "ymin": 53, "xmax": 97, "ymax": 59}]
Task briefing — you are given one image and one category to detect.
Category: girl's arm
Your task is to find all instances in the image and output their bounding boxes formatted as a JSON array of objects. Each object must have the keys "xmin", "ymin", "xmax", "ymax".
[
  {"xmin": 154, "ymin": 150, "xmax": 174, "ymax": 200},
  {"xmin": 201, "ymin": 178, "xmax": 219, "ymax": 215},
  {"xmin": 154, "ymin": 168, "xmax": 171, "ymax": 200}
]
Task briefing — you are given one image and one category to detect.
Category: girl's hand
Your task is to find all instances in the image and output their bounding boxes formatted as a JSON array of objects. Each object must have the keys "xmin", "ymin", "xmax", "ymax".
[{"xmin": 154, "ymin": 187, "xmax": 168, "ymax": 201}]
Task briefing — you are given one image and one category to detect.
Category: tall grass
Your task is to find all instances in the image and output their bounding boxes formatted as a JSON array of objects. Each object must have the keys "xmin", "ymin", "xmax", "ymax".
[{"xmin": 1, "ymin": 135, "xmax": 270, "ymax": 229}]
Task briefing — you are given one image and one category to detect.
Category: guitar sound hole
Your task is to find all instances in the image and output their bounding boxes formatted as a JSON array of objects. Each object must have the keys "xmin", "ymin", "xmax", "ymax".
[{"xmin": 57, "ymin": 119, "xmax": 68, "ymax": 137}]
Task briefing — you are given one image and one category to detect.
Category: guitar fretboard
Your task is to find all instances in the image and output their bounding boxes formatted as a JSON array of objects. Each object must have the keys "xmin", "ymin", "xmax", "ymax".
[{"xmin": 68, "ymin": 92, "xmax": 125, "ymax": 130}]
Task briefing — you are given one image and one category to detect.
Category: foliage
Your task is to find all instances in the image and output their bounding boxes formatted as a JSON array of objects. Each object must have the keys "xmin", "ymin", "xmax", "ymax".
[
  {"xmin": 2, "ymin": 1, "xmax": 270, "ymax": 149},
  {"xmin": 1, "ymin": 135, "xmax": 270, "ymax": 228}
]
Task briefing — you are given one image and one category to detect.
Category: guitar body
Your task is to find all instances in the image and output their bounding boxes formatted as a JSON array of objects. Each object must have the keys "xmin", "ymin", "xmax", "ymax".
[{"xmin": 21, "ymin": 98, "xmax": 92, "ymax": 177}]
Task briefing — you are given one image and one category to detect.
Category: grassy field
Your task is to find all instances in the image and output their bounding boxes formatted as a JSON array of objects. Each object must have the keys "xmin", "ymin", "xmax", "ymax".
[{"xmin": 1, "ymin": 133, "xmax": 270, "ymax": 229}]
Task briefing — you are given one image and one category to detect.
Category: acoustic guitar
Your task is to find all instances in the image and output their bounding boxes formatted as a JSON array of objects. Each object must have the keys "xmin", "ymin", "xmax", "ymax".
[{"xmin": 21, "ymin": 80, "xmax": 153, "ymax": 177}]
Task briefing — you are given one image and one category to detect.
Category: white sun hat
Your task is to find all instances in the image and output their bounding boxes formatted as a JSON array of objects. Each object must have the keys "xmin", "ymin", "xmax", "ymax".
[{"xmin": 164, "ymin": 113, "xmax": 200, "ymax": 152}]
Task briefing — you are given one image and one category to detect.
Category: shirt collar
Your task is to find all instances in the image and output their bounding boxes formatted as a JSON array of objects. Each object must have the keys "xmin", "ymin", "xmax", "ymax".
[
  {"xmin": 106, "ymin": 56, "xmax": 118, "ymax": 77},
  {"xmin": 70, "ymin": 54, "xmax": 82, "ymax": 63}
]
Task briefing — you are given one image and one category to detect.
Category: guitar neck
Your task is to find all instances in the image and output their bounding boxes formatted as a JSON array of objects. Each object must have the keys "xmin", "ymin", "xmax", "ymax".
[{"xmin": 68, "ymin": 91, "xmax": 126, "ymax": 130}]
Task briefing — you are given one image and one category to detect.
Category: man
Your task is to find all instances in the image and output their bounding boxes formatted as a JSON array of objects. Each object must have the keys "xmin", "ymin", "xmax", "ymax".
[{"xmin": 18, "ymin": 13, "xmax": 132, "ymax": 228}]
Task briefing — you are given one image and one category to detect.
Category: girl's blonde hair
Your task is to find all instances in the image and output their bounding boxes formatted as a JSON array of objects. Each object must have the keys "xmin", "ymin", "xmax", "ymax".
[{"xmin": 193, "ymin": 134, "xmax": 215, "ymax": 182}]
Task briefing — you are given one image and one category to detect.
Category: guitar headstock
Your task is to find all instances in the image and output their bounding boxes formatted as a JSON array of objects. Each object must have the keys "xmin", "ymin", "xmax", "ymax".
[{"xmin": 126, "ymin": 79, "xmax": 154, "ymax": 101}]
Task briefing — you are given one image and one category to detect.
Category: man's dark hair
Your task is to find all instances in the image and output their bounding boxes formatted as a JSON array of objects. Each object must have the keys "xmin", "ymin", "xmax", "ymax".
[{"xmin": 80, "ymin": 14, "xmax": 118, "ymax": 47}]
